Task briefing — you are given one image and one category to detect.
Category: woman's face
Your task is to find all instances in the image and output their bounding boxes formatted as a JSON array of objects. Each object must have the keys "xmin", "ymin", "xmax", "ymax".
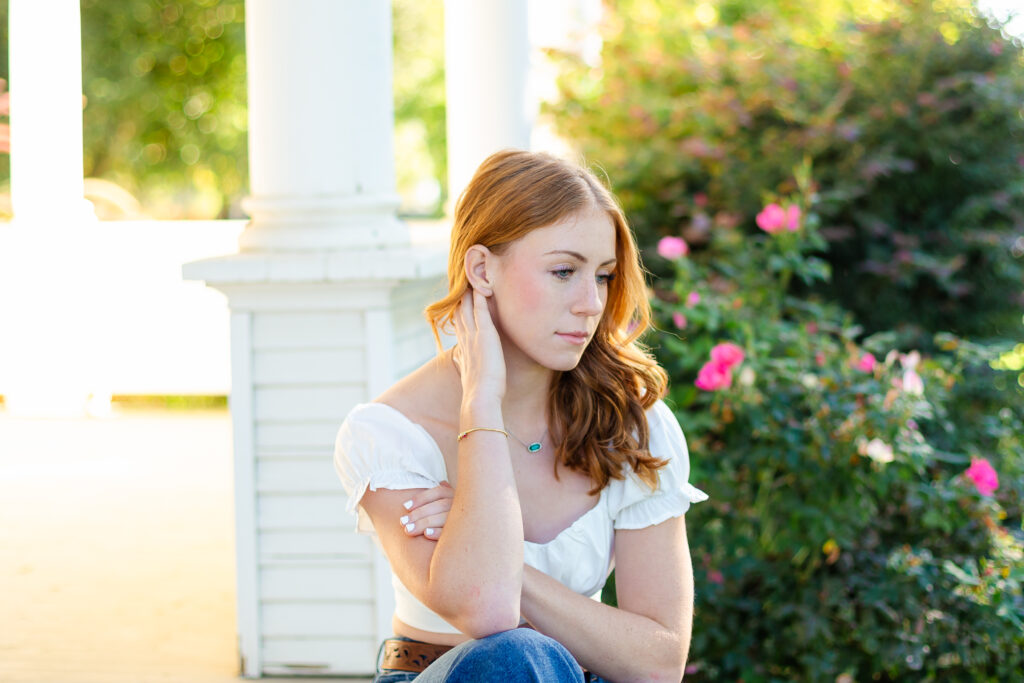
[{"xmin": 488, "ymin": 204, "xmax": 617, "ymax": 372}]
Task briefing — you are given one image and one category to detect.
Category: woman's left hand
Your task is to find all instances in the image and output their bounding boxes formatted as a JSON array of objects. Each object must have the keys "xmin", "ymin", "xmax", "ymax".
[{"xmin": 399, "ymin": 481, "xmax": 454, "ymax": 541}]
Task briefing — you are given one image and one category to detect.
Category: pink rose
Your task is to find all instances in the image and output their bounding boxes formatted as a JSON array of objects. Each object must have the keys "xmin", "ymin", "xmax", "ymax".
[
  {"xmin": 672, "ymin": 312, "xmax": 688, "ymax": 329},
  {"xmin": 686, "ymin": 292, "xmax": 701, "ymax": 307},
  {"xmin": 815, "ymin": 351, "xmax": 826, "ymax": 366},
  {"xmin": 757, "ymin": 203, "xmax": 802, "ymax": 233},
  {"xmin": 710, "ymin": 342, "xmax": 745, "ymax": 369},
  {"xmin": 695, "ymin": 360, "xmax": 732, "ymax": 391},
  {"xmin": 965, "ymin": 458, "xmax": 999, "ymax": 496},
  {"xmin": 855, "ymin": 353, "xmax": 876, "ymax": 373},
  {"xmin": 708, "ymin": 569, "xmax": 724, "ymax": 584},
  {"xmin": 756, "ymin": 203, "xmax": 786, "ymax": 234},
  {"xmin": 657, "ymin": 236, "xmax": 689, "ymax": 259},
  {"xmin": 694, "ymin": 192, "xmax": 708, "ymax": 208},
  {"xmin": 805, "ymin": 322, "xmax": 818, "ymax": 334},
  {"xmin": 786, "ymin": 205, "xmax": 801, "ymax": 231}
]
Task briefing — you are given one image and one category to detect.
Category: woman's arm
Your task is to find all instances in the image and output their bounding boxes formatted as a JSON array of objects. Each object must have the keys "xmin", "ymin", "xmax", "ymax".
[
  {"xmin": 359, "ymin": 289, "xmax": 524, "ymax": 637},
  {"xmin": 520, "ymin": 515, "xmax": 694, "ymax": 682}
]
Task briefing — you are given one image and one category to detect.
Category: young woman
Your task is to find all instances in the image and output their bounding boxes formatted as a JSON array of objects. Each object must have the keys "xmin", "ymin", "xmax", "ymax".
[{"xmin": 335, "ymin": 150, "xmax": 708, "ymax": 682}]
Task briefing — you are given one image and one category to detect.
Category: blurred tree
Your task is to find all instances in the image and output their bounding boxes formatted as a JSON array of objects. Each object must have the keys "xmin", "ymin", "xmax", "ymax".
[
  {"xmin": 78, "ymin": 0, "xmax": 248, "ymax": 219},
  {"xmin": 393, "ymin": 0, "xmax": 447, "ymax": 216},
  {"xmin": 0, "ymin": 2, "xmax": 9, "ymax": 192}
]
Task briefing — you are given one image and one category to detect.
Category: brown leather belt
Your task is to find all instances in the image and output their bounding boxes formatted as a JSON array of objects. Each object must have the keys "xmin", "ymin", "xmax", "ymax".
[
  {"xmin": 380, "ymin": 638, "xmax": 454, "ymax": 673},
  {"xmin": 380, "ymin": 635, "xmax": 591, "ymax": 676}
]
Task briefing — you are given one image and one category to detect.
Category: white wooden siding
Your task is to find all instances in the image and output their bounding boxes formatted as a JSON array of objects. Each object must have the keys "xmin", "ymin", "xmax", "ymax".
[
  {"xmin": 261, "ymin": 561, "xmax": 373, "ymax": 601},
  {"xmin": 260, "ymin": 529, "xmax": 371, "ymax": 561},
  {"xmin": 230, "ymin": 311, "xmax": 262, "ymax": 677},
  {"xmin": 256, "ymin": 421, "xmax": 339, "ymax": 452},
  {"xmin": 262, "ymin": 603, "xmax": 377, "ymax": 638},
  {"xmin": 252, "ymin": 311, "xmax": 365, "ymax": 349},
  {"xmin": 230, "ymin": 275, "xmax": 443, "ymax": 676},
  {"xmin": 257, "ymin": 457, "xmax": 337, "ymax": 492},
  {"xmin": 254, "ymin": 385, "xmax": 364, "ymax": 421},
  {"xmin": 262, "ymin": 637, "xmax": 377, "ymax": 677}
]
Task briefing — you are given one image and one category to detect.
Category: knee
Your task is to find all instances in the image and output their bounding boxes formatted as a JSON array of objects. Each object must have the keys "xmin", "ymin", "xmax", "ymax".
[
  {"xmin": 450, "ymin": 629, "xmax": 582, "ymax": 681},
  {"xmin": 477, "ymin": 628, "xmax": 565, "ymax": 656}
]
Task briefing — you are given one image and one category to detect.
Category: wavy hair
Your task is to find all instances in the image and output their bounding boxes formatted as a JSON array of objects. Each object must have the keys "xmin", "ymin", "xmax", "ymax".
[{"xmin": 425, "ymin": 149, "xmax": 668, "ymax": 492}]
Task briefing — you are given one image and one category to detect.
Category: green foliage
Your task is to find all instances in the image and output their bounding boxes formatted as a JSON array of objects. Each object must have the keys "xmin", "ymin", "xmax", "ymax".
[
  {"xmin": 552, "ymin": 0, "xmax": 1024, "ymax": 342},
  {"xmin": 393, "ymin": 0, "xmax": 447, "ymax": 216},
  {"xmin": 79, "ymin": 0, "xmax": 248, "ymax": 218},
  {"xmin": 645, "ymin": 189, "xmax": 1024, "ymax": 680}
]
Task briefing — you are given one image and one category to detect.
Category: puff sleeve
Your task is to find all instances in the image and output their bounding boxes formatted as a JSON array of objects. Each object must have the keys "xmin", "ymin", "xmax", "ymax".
[
  {"xmin": 607, "ymin": 400, "xmax": 709, "ymax": 530},
  {"xmin": 334, "ymin": 403, "xmax": 447, "ymax": 534}
]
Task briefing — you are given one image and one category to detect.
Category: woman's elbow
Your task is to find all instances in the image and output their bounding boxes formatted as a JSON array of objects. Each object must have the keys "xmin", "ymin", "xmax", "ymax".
[
  {"xmin": 458, "ymin": 592, "xmax": 521, "ymax": 638},
  {"xmin": 625, "ymin": 640, "xmax": 687, "ymax": 682},
  {"xmin": 433, "ymin": 589, "xmax": 521, "ymax": 639},
  {"xmin": 457, "ymin": 609, "xmax": 522, "ymax": 639}
]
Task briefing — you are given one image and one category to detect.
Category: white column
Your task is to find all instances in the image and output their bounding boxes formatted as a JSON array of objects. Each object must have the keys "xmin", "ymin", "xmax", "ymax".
[
  {"xmin": 1, "ymin": 0, "xmax": 98, "ymax": 417},
  {"xmin": 239, "ymin": 0, "xmax": 407, "ymax": 251},
  {"xmin": 7, "ymin": 0, "xmax": 93, "ymax": 223},
  {"xmin": 444, "ymin": 0, "xmax": 531, "ymax": 204},
  {"xmin": 185, "ymin": 1, "xmax": 448, "ymax": 675}
]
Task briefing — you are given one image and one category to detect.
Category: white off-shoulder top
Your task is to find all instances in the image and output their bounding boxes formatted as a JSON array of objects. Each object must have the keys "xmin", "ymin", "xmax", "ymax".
[{"xmin": 333, "ymin": 399, "xmax": 708, "ymax": 635}]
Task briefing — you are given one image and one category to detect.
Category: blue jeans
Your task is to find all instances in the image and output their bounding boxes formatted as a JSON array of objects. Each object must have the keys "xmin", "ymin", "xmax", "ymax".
[{"xmin": 374, "ymin": 630, "xmax": 610, "ymax": 682}]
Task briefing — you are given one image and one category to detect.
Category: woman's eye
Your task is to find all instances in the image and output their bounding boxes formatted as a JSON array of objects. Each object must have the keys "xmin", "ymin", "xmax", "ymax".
[
  {"xmin": 597, "ymin": 272, "xmax": 616, "ymax": 285},
  {"xmin": 552, "ymin": 267, "xmax": 575, "ymax": 280}
]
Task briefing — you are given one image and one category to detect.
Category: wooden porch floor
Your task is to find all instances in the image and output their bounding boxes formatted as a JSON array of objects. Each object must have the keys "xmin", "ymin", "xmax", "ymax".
[{"xmin": 0, "ymin": 407, "xmax": 369, "ymax": 683}]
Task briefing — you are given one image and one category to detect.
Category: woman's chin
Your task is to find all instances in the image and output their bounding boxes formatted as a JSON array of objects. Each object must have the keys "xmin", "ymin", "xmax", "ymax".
[{"xmin": 537, "ymin": 349, "xmax": 587, "ymax": 373}]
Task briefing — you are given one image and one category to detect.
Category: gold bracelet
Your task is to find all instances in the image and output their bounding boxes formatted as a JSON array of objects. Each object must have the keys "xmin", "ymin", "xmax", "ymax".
[{"xmin": 457, "ymin": 427, "xmax": 510, "ymax": 442}]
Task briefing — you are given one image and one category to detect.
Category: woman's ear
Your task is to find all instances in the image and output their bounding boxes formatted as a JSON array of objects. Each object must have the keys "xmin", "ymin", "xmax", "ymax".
[{"xmin": 464, "ymin": 245, "xmax": 495, "ymax": 296}]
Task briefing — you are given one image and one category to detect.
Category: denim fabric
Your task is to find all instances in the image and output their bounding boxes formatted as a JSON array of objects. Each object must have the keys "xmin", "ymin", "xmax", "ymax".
[{"xmin": 374, "ymin": 630, "xmax": 611, "ymax": 683}]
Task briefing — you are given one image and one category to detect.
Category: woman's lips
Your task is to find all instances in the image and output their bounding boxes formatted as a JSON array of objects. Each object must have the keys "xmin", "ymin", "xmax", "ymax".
[{"xmin": 556, "ymin": 332, "xmax": 589, "ymax": 345}]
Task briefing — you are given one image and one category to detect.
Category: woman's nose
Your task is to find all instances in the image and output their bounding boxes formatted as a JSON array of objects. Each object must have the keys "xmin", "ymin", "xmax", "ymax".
[{"xmin": 573, "ymin": 278, "xmax": 604, "ymax": 316}]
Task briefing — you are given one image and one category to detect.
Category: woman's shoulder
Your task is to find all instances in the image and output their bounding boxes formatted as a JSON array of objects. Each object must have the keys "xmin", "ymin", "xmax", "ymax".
[
  {"xmin": 335, "ymin": 369, "xmax": 451, "ymax": 469},
  {"xmin": 645, "ymin": 398, "xmax": 682, "ymax": 440},
  {"xmin": 372, "ymin": 351, "xmax": 461, "ymax": 433},
  {"xmin": 338, "ymin": 350, "xmax": 461, "ymax": 460}
]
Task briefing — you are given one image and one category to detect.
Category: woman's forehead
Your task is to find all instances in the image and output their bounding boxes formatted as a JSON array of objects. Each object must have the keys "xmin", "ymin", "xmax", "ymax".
[{"xmin": 511, "ymin": 207, "xmax": 616, "ymax": 257}]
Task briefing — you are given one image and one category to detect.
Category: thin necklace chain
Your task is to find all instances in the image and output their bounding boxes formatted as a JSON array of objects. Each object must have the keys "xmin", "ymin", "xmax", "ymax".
[{"xmin": 506, "ymin": 426, "xmax": 548, "ymax": 453}]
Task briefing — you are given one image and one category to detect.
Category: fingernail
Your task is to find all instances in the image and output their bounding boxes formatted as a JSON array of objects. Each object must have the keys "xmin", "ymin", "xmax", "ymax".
[
  {"xmin": 405, "ymin": 522, "xmax": 416, "ymax": 532},
  {"xmin": 403, "ymin": 500, "xmax": 413, "ymax": 510},
  {"xmin": 425, "ymin": 528, "xmax": 435, "ymax": 535},
  {"xmin": 400, "ymin": 515, "xmax": 410, "ymax": 525}
]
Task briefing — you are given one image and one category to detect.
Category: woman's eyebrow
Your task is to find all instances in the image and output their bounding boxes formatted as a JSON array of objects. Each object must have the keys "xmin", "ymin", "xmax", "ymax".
[{"xmin": 544, "ymin": 249, "xmax": 617, "ymax": 266}]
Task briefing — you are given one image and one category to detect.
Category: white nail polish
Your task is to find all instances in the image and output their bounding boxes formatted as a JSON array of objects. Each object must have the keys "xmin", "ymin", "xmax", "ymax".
[
  {"xmin": 405, "ymin": 522, "xmax": 416, "ymax": 532},
  {"xmin": 403, "ymin": 500, "xmax": 413, "ymax": 510},
  {"xmin": 400, "ymin": 515, "xmax": 410, "ymax": 525},
  {"xmin": 425, "ymin": 528, "xmax": 435, "ymax": 535}
]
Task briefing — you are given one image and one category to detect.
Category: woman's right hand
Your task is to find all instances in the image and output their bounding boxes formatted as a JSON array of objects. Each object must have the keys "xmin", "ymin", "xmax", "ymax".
[
  {"xmin": 452, "ymin": 288, "xmax": 506, "ymax": 406},
  {"xmin": 399, "ymin": 481, "xmax": 454, "ymax": 541}
]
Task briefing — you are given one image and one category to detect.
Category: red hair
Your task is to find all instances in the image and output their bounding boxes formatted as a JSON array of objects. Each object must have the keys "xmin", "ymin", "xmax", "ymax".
[{"xmin": 425, "ymin": 150, "xmax": 668, "ymax": 491}]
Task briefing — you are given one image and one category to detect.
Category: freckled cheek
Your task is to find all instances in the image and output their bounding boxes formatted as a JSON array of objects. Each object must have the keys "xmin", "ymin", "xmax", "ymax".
[
  {"xmin": 503, "ymin": 265, "xmax": 546, "ymax": 314},
  {"xmin": 515, "ymin": 277, "xmax": 546, "ymax": 311}
]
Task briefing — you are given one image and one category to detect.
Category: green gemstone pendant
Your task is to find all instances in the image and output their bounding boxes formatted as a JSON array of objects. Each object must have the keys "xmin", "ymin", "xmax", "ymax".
[{"xmin": 527, "ymin": 442, "xmax": 542, "ymax": 453}]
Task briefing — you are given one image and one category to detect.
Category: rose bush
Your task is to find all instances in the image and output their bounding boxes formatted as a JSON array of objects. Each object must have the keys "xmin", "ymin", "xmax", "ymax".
[
  {"xmin": 647, "ymin": 192, "xmax": 1023, "ymax": 681},
  {"xmin": 603, "ymin": 188, "xmax": 1023, "ymax": 681}
]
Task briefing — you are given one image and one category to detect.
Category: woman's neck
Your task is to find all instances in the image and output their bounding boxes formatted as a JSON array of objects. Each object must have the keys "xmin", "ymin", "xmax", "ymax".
[{"xmin": 499, "ymin": 341, "xmax": 555, "ymax": 430}]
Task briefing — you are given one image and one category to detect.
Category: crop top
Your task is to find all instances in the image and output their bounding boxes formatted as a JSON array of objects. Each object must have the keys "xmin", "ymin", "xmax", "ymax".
[{"xmin": 333, "ymin": 399, "xmax": 708, "ymax": 634}]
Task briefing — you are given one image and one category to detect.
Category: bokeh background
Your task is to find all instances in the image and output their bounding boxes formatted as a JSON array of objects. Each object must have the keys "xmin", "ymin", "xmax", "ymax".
[{"xmin": 0, "ymin": 1, "xmax": 1022, "ymax": 681}]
